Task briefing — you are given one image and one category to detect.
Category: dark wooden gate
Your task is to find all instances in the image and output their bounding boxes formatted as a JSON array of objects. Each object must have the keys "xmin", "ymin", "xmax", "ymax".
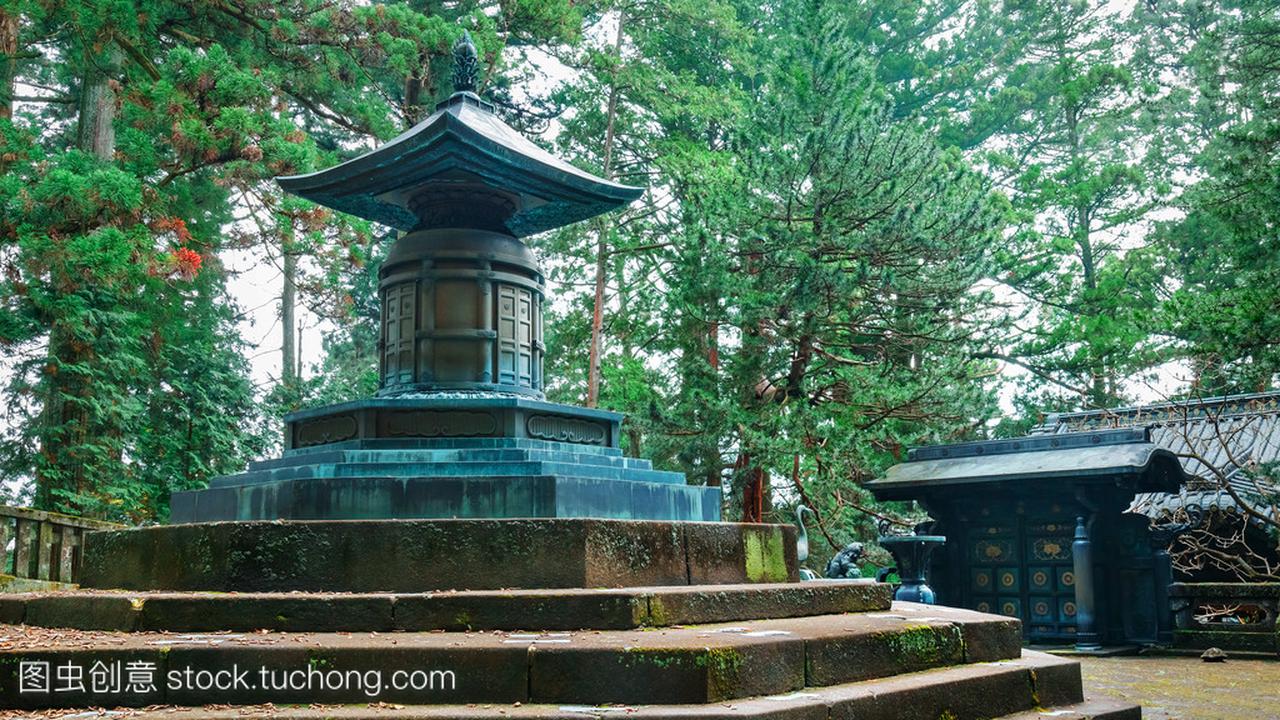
[{"xmin": 966, "ymin": 516, "xmax": 1078, "ymax": 643}]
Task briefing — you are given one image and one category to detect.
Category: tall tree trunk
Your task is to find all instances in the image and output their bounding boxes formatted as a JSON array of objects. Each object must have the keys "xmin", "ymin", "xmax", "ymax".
[
  {"xmin": 585, "ymin": 9, "xmax": 626, "ymax": 408},
  {"xmin": 279, "ymin": 221, "xmax": 298, "ymax": 446},
  {"xmin": 34, "ymin": 44, "xmax": 124, "ymax": 514},
  {"xmin": 281, "ymin": 219, "xmax": 298, "ymax": 390},
  {"xmin": 77, "ymin": 46, "xmax": 120, "ymax": 160},
  {"xmin": 0, "ymin": 9, "xmax": 17, "ymax": 121},
  {"xmin": 0, "ymin": 8, "xmax": 16, "ymax": 177}
]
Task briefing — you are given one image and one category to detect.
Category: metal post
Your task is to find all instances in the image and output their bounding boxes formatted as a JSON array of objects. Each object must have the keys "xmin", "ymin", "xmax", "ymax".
[
  {"xmin": 1072, "ymin": 515, "xmax": 1101, "ymax": 650},
  {"xmin": 1153, "ymin": 544, "xmax": 1174, "ymax": 644}
]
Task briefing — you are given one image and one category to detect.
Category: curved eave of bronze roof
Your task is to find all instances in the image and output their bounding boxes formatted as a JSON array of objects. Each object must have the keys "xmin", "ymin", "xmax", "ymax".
[
  {"xmin": 277, "ymin": 98, "xmax": 644, "ymax": 237},
  {"xmin": 868, "ymin": 444, "xmax": 1188, "ymax": 501}
]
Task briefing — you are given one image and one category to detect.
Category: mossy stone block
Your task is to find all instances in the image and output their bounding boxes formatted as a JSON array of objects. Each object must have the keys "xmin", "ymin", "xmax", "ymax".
[
  {"xmin": 528, "ymin": 639, "xmax": 803, "ymax": 704},
  {"xmin": 805, "ymin": 622, "xmax": 965, "ymax": 687},
  {"xmin": 25, "ymin": 594, "xmax": 141, "ymax": 631}
]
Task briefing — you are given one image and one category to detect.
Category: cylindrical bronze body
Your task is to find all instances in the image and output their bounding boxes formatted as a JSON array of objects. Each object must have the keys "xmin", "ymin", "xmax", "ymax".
[{"xmin": 378, "ymin": 227, "xmax": 544, "ymax": 397}]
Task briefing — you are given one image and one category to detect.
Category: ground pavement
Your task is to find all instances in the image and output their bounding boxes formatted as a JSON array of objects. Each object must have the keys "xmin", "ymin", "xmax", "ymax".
[{"xmin": 1077, "ymin": 655, "xmax": 1280, "ymax": 720}]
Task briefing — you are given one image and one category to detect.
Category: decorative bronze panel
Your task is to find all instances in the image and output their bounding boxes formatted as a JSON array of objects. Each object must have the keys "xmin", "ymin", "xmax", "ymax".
[
  {"xmin": 496, "ymin": 284, "xmax": 537, "ymax": 390},
  {"xmin": 1031, "ymin": 536, "xmax": 1072, "ymax": 561},
  {"xmin": 383, "ymin": 283, "xmax": 416, "ymax": 386},
  {"xmin": 527, "ymin": 415, "xmax": 607, "ymax": 445},
  {"xmin": 383, "ymin": 411, "xmax": 497, "ymax": 438},
  {"xmin": 1031, "ymin": 597, "xmax": 1056, "ymax": 623},
  {"xmin": 998, "ymin": 597, "xmax": 1022, "ymax": 618},
  {"xmin": 972, "ymin": 538, "xmax": 1016, "ymax": 564},
  {"xmin": 296, "ymin": 415, "xmax": 359, "ymax": 447},
  {"xmin": 996, "ymin": 566, "xmax": 1020, "ymax": 592},
  {"xmin": 1029, "ymin": 566, "xmax": 1053, "ymax": 592},
  {"xmin": 971, "ymin": 568, "xmax": 993, "ymax": 593}
]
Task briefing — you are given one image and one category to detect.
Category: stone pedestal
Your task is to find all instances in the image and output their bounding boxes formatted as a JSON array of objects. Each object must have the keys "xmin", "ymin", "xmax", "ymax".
[
  {"xmin": 171, "ymin": 396, "xmax": 720, "ymax": 524},
  {"xmin": 78, "ymin": 518, "xmax": 792, "ymax": 592}
]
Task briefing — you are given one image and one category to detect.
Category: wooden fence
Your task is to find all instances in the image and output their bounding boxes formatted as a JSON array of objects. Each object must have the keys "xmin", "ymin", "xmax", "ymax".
[{"xmin": 0, "ymin": 505, "xmax": 124, "ymax": 585}]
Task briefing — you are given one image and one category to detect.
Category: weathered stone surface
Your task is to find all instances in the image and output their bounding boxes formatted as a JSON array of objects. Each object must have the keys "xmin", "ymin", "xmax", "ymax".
[
  {"xmin": 642, "ymin": 581, "xmax": 891, "ymax": 627},
  {"xmin": 1169, "ymin": 581, "xmax": 1280, "ymax": 599},
  {"xmin": 0, "ymin": 595, "xmax": 26, "ymax": 624},
  {"xmin": 803, "ymin": 619, "xmax": 965, "ymax": 686},
  {"xmin": 25, "ymin": 594, "xmax": 141, "ymax": 631},
  {"xmin": 0, "ymin": 582, "xmax": 890, "ymax": 634},
  {"xmin": 392, "ymin": 590, "xmax": 645, "ymax": 632},
  {"xmin": 529, "ymin": 636, "xmax": 804, "ymax": 704},
  {"xmin": 0, "ymin": 574, "xmax": 76, "ymax": 593},
  {"xmin": 0, "ymin": 651, "xmax": 1115, "ymax": 719},
  {"xmin": 79, "ymin": 519, "xmax": 797, "ymax": 593},
  {"xmin": 824, "ymin": 654, "xmax": 1077, "ymax": 720},
  {"xmin": 139, "ymin": 594, "xmax": 397, "ymax": 633},
  {"xmin": 1172, "ymin": 627, "xmax": 1278, "ymax": 653},
  {"xmin": 892, "ymin": 602, "xmax": 1024, "ymax": 662},
  {"xmin": 1027, "ymin": 651, "xmax": 1085, "ymax": 708},
  {"xmin": 684, "ymin": 523, "xmax": 798, "ymax": 585},
  {"xmin": 996, "ymin": 699, "xmax": 1142, "ymax": 719},
  {"xmin": 0, "ymin": 605, "xmax": 1037, "ymax": 709}
]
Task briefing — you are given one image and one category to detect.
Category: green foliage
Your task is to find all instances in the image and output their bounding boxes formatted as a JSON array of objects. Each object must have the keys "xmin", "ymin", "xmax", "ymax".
[
  {"xmin": 537, "ymin": 0, "xmax": 1005, "ymax": 561},
  {"xmin": 0, "ymin": 0, "xmax": 580, "ymax": 519},
  {"xmin": 1, "ymin": 0, "xmax": 1277, "ymax": 542},
  {"xmin": 1144, "ymin": 0, "xmax": 1280, "ymax": 394}
]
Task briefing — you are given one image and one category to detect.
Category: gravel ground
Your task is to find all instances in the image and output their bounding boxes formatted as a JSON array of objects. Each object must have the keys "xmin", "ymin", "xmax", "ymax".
[{"xmin": 1078, "ymin": 655, "xmax": 1280, "ymax": 720}]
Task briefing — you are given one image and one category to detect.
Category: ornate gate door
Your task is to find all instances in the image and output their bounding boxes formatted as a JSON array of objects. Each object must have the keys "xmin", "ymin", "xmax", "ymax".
[{"xmin": 967, "ymin": 516, "xmax": 1078, "ymax": 643}]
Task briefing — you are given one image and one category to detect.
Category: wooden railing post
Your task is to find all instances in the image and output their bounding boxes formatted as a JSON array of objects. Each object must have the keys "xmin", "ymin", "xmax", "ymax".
[
  {"xmin": 36, "ymin": 519, "xmax": 55, "ymax": 580},
  {"xmin": 58, "ymin": 525, "xmax": 77, "ymax": 582},
  {"xmin": 12, "ymin": 519, "xmax": 32, "ymax": 578},
  {"xmin": 0, "ymin": 514, "xmax": 10, "ymax": 575}
]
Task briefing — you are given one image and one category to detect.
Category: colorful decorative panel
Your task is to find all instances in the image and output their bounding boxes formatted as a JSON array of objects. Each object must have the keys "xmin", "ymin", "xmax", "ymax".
[
  {"xmin": 971, "ymin": 568, "xmax": 993, "ymax": 594},
  {"xmin": 996, "ymin": 567, "xmax": 1020, "ymax": 593},
  {"xmin": 1030, "ymin": 597, "xmax": 1056, "ymax": 624},
  {"xmin": 1059, "ymin": 598, "xmax": 1078, "ymax": 620},
  {"xmin": 998, "ymin": 597, "xmax": 1022, "ymax": 618},
  {"xmin": 972, "ymin": 538, "xmax": 1016, "ymax": 565},
  {"xmin": 1058, "ymin": 568, "xmax": 1076, "ymax": 590},
  {"xmin": 1030, "ymin": 535, "xmax": 1072, "ymax": 562},
  {"xmin": 1029, "ymin": 566, "xmax": 1053, "ymax": 592}
]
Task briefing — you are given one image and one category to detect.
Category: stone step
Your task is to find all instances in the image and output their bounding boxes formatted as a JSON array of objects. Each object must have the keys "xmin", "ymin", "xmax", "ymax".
[
  {"xmin": 995, "ymin": 698, "xmax": 1141, "ymax": 719},
  {"xmin": 0, "ymin": 582, "xmax": 891, "ymax": 633},
  {"xmin": 0, "ymin": 650, "xmax": 1090, "ymax": 719},
  {"xmin": 212, "ymin": 460, "xmax": 683, "ymax": 489},
  {"xmin": 248, "ymin": 449, "xmax": 657, "ymax": 474},
  {"xmin": 0, "ymin": 604, "xmax": 1024, "ymax": 710}
]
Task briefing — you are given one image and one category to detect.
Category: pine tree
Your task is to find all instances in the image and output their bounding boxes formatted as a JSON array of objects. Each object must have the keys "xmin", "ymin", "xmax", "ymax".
[{"xmin": 1147, "ymin": 0, "xmax": 1280, "ymax": 393}]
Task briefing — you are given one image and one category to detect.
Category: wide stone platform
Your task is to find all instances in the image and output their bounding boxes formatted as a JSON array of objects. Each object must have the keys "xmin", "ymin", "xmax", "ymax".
[{"xmin": 78, "ymin": 519, "xmax": 797, "ymax": 592}]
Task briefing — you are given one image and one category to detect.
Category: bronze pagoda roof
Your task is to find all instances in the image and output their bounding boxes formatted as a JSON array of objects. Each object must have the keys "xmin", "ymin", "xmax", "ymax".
[{"xmin": 278, "ymin": 91, "xmax": 643, "ymax": 237}]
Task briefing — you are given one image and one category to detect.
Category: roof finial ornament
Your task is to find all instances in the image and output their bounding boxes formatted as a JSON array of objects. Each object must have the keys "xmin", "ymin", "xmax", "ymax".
[{"xmin": 452, "ymin": 30, "xmax": 479, "ymax": 94}]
